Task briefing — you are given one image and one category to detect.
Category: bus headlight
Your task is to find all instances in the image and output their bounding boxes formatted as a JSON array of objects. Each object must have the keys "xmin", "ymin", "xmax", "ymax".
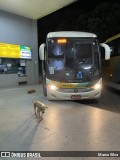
[
  {"xmin": 92, "ymin": 78, "xmax": 102, "ymax": 90},
  {"xmin": 49, "ymin": 84, "xmax": 57, "ymax": 90},
  {"xmin": 94, "ymin": 83, "xmax": 102, "ymax": 90}
]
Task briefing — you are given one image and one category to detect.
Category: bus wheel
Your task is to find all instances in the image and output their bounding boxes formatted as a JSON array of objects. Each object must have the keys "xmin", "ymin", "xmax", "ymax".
[
  {"xmin": 43, "ymin": 85, "xmax": 47, "ymax": 96},
  {"xmin": 92, "ymin": 99, "xmax": 100, "ymax": 104}
]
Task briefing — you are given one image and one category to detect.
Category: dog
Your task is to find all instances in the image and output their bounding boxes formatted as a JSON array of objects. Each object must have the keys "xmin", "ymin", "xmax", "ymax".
[{"xmin": 32, "ymin": 100, "xmax": 48, "ymax": 119}]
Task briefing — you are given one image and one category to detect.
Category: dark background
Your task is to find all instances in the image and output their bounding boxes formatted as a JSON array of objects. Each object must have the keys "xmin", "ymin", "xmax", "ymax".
[{"xmin": 37, "ymin": 0, "xmax": 120, "ymax": 45}]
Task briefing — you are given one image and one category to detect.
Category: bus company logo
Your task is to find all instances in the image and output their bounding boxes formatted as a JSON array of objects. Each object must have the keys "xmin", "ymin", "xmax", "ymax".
[
  {"xmin": 62, "ymin": 84, "xmax": 74, "ymax": 88},
  {"xmin": 74, "ymin": 89, "xmax": 78, "ymax": 93}
]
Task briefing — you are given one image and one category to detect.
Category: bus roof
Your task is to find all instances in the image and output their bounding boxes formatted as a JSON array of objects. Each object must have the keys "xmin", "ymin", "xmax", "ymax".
[
  {"xmin": 105, "ymin": 33, "xmax": 120, "ymax": 43},
  {"xmin": 47, "ymin": 31, "xmax": 97, "ymax": 38}
]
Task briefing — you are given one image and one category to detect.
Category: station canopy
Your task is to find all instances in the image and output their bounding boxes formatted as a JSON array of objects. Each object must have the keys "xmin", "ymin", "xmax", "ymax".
[{"xmin": 0, "ymin": 0, "xmax": 77, "ymax": 19}]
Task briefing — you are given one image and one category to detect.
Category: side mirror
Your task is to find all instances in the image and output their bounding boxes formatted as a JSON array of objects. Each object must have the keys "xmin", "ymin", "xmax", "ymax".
[
  {"xmin": 39, "ymin": 43, "xmax": 45, "ymax": 60},
  {"xmin": 100, "ymin": 43, "xmax": 110, "ymax": 60}
]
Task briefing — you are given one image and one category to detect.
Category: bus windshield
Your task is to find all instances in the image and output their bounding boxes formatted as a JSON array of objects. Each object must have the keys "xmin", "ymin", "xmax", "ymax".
[{"xmin": 47, "ymin": 37, "xmax": 101, "ymax": 83}]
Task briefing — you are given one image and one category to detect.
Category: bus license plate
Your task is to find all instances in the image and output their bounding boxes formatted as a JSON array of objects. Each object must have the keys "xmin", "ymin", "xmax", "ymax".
[{"xmin": 71, "ymin": 95, "xmax": 81, "ymax": 100}]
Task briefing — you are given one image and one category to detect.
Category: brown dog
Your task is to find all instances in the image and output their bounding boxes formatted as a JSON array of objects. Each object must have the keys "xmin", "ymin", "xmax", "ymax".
[{"xmin": 32, "ymin": 100, "xmax": 48, "ymax": 119}]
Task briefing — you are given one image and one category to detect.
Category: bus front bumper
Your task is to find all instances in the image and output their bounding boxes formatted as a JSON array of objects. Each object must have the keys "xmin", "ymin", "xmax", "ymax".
[{"xmin": 47, "ymin": 88, "xmax": 101, "ymax": 100}]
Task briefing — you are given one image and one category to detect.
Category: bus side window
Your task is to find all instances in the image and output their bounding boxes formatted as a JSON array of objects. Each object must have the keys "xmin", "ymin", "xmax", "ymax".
[
  {"xmin": 43, "ymin": 46, "xmax": 47, "ymax": 71},
  {"xmin": 100, "ymin": 46, "xmax": 105, "ymax": 59},
  {"xmin": 100, "ymin": 46, "xmax": 110, "ymax": 67},
  {"xmin": 108, "ymin": 41, "xmax": 118, "ymax": 57},
  {"xmin": 118, "ymin": 46, "xmax": 120, "ymax": 55},
  {"xmin": 110, "ymin": 47, "xmax": 114, "ymax": 57}
]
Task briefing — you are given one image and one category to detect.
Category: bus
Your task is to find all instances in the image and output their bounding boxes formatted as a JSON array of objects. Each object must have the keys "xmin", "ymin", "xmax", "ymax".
[
  {"xmin": 39, "ymin": 31, "xmax": 110, "ymax": 100},
  {"xmin": 102, "ymin": 33, "xmax": 120, "ymax": 90}
]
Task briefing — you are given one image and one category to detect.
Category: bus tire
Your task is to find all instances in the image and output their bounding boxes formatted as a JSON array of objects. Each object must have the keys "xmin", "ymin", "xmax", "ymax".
[{"xmin": 43, "ymin": 85, "xmax": 47, "ymax": 97}]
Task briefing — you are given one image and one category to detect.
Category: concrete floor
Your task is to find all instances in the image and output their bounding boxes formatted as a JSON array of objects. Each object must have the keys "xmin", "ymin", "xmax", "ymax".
[{"xmin": 0, "ymin": 84, "xmax": 120, "ymax": 160}]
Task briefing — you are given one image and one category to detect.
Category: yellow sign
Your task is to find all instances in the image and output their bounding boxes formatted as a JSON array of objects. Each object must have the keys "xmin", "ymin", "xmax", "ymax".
[
  {"xmin": 0, "ymin": 43, "xmax": 20, "ymax": 58},
  {"xmin": 50, "ymin": 80, "xmax": 88, "ymax": 88},
  {"xmin": 57, "ymin": 39, "xmax": 67, "ymax": 44}
]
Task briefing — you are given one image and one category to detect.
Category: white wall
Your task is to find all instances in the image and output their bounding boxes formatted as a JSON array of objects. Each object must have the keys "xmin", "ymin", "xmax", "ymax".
[{"xmin": 0, "ymin": 11, "xmax": 39, "ymax": 87}]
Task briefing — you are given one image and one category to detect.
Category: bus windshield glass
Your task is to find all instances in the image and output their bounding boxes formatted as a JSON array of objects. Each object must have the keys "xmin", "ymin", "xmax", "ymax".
[{"xmin": 47, "ymin": 37, "xmax": 101, "ymax": 83}]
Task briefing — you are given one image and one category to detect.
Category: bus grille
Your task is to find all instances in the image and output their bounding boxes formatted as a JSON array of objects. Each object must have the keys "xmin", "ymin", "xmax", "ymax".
[{"xmin": 57, "ymin": 88, "xmax": 94, "ymax": 93}]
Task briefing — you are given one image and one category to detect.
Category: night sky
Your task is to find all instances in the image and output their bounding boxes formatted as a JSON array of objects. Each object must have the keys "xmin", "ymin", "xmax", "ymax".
[{"xmin": 37, "ymin": 0, "xmax": 120, "ymax": 45}]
